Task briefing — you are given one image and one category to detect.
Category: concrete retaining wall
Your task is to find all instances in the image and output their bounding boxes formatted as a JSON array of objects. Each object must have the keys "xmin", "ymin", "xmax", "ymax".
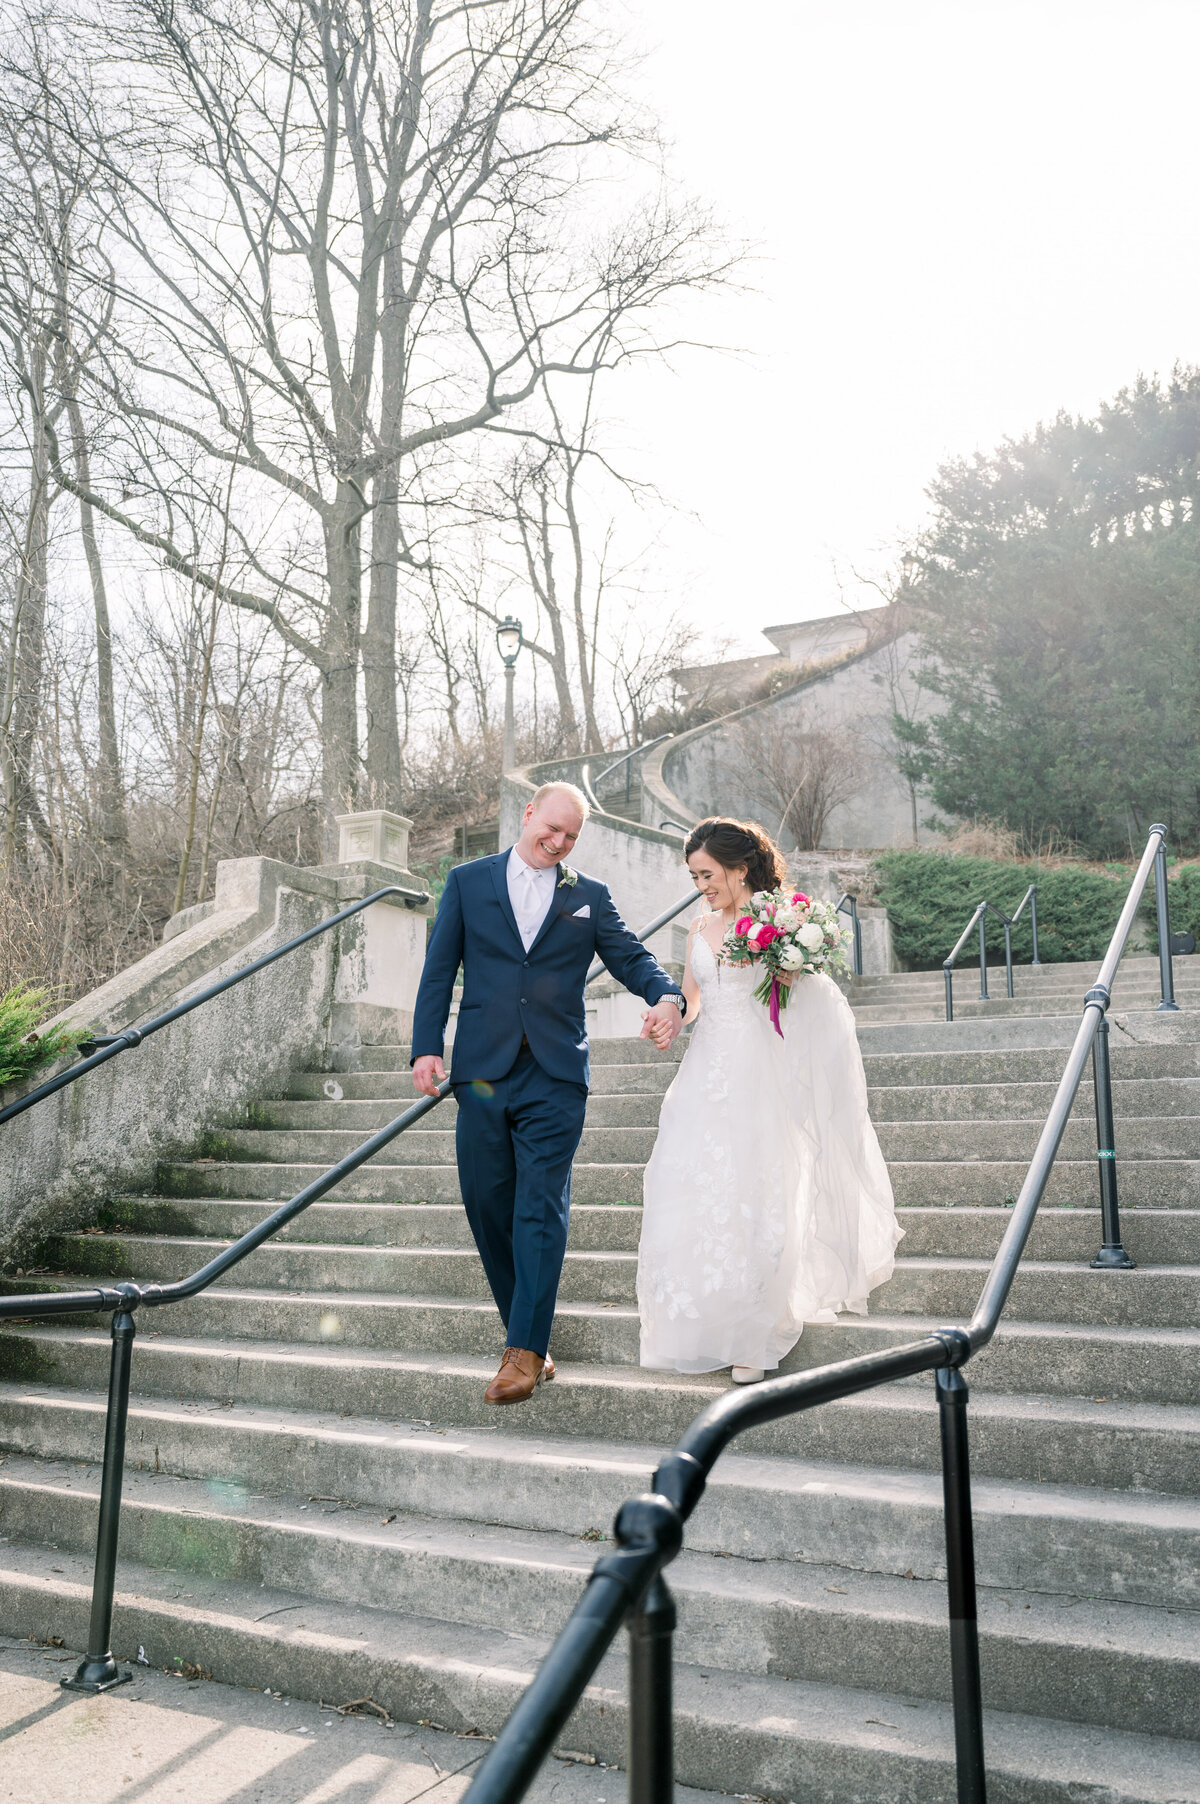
[{"xmin": 0, "ymin": 855, "xmax": 431, "ymax": 1265}]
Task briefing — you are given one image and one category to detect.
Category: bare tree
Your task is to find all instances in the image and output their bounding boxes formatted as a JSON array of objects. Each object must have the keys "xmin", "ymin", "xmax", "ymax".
[
  {"xmin": 11, "ymin": 0, "xmax": 731, "ymax": 848},
  {"xmin": 733, "ymin": 706, "xmax": 864, "ymax": 852}
]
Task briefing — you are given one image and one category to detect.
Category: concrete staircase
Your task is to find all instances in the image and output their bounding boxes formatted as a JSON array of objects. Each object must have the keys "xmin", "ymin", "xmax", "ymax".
[
  {"xmin": 848, "ymin": 950, "xmax": 1200, "ymax": 1025},
  {"xmin": 0, "ymin": 976, "xmax": 1198, "ymax": 1802}
]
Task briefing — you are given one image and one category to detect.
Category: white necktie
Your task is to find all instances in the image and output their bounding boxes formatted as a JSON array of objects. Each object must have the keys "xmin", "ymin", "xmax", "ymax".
[{"xmin": 518, "ymin": 866, "xmax": 542, "ymax": 948}]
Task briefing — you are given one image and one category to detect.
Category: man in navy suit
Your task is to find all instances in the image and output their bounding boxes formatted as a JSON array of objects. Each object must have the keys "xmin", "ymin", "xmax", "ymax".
[{"xmin": 411, "ymin": 782, "xmax": 685, "ymax": 1404}]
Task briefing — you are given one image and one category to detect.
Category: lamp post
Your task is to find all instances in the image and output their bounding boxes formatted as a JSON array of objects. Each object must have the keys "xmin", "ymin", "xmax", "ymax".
[{"xmin": 496, "ymin": 615, "xmax": 523, "ymax": 772}]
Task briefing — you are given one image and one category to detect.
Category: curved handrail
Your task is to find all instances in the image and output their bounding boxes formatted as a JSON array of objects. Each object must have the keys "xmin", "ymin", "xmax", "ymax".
[
  {"xmin": 590, "ymin": 734, "xmax": 673, "ymax": 796},
  {"xmin": 835, "ymin": 892, "xmax": 863, "ymax": 976},
  {"xmin": 466, "ymin": 824, "xmax": 1179, "ymax": 1804},
  {"xmin": 942, "ymin": 883, "xmax": 1038, "ymax": 1020},
  {"xmin": 579, "ymin": 736, "xmax": 672, "ymax": 817},
  {"xmin": 0, "ymin": 883, "xmax": 430, "ymax": 1128}
]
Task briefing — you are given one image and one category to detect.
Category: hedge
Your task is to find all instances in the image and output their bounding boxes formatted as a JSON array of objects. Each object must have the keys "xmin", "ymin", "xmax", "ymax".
[{"xmin": 872, "ymin": 852, "xmax": 1135, "ymax": 969}]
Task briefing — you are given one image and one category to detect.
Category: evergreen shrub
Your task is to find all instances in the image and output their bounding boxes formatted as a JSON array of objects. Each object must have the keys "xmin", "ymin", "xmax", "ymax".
[
  {"xmin": 1166, "ymin": 863, "xmax": 1200, "ymax": 941},
  {"xmin": 873, "ymin": 852, "xmax": 1132, "ymax": 969}
]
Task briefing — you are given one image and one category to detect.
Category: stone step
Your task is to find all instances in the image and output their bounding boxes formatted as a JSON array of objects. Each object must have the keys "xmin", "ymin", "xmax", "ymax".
[
  {"xmin": 38, "ymin": 1235, "xmax": 1200, "ymax": 1330},
  {"xmin": 248, "ymin": 1075, "xmax": 1200, "ymax": 1132},
  {"xmin": 150, "ymin": 1155, "xmax": 1200, "ymax": 1207},
  {"xmin": 194, "ymin": 1115, "xmax": 1200, "ymax": 1170},
  {"xmin": 0, "ymin": 1457, "xmax": 1195, "ymax": 1738},
  {"xmin": 859, "ymin": 1044, "xmax": 1200, "ymax": 1086},
  {"xmin": 94, "ymin": 1198, "xmax": 1200, "ymax": 1265},
  {"xmin": 2, "ymin": 1544, "xmax": 1194, "ymax": 1804},
  {"xmin": 4, "ymin": 1307, "xmax": 1198, "ymax": 1426},
  {"xmin": 4, "ymin": 1381, "xmax": 1199, "ymax": 1565},
  {"xmin": 102, "ymin": 1198, "xmax": 644, "ymax": 1252},
  {"xmin": 202, "ymin": 1124, "xmax": 664, "ymax": 1165},
  {"xmin": 291, "ymin": 1062, "xmax": 681, "ymax": 1100},
  {"xmin": 43, "ymin": 1236, "xmax": 638, "ymax": 1306}
]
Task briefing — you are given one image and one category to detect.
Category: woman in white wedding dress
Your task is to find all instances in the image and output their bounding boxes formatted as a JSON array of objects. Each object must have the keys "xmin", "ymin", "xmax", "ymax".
[{"xmin": 637, "ymin": 818, "xmax": 901, "ymax": 1383}]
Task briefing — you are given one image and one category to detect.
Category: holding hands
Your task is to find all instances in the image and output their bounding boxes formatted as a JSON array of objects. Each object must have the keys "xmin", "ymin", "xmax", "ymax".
[{"xmin": 641, "ymin": 997, "xmax": 683, "ymax": 1052}]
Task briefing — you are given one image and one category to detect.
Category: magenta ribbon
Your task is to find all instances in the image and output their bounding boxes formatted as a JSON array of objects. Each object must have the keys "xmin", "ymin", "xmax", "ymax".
[{"xmin": 768, "ymin": 976, "xmax": 784, "ymax": 1038}]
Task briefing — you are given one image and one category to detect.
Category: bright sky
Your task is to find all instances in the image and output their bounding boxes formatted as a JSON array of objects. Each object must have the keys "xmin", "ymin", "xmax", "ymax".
[{"xmin": 615, "ymin": 0, "xmax": 1200, "ymax": 655}]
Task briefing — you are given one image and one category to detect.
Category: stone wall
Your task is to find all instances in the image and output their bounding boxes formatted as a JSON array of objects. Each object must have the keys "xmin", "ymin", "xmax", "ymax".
[
  {"xmin": 647, "ymin": 633, "xmax": 944, "ymax": 854},
  {"xmin": 0, "ymin": 848, "xmax": 431, "ymax": 1265}
]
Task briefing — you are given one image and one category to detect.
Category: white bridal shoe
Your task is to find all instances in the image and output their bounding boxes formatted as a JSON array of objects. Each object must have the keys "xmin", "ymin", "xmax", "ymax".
[{"xmin": 731, "ymin": 1366, "xmax": 766, "ymax": 1384}]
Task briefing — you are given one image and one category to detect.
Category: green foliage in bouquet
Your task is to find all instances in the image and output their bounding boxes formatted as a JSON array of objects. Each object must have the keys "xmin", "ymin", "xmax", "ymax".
[
  {"xmin": 0, "ymin": 985, "xmax": 88, "ymax": 1088},
  {"xmin": 873, "ymin": 852, "xmax": 1134, "ymax": 970}
]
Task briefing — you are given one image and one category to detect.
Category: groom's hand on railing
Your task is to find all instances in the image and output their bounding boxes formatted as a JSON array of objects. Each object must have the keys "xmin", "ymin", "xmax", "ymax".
[{"xmin": 412, "ymin": 1055, "xmax": 447, "ymax": 1097}]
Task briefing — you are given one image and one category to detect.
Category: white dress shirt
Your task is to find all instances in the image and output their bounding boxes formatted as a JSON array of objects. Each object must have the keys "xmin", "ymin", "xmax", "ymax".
[{"xmin": 507, "ymin": 845, "xmax": 558, "ymax": 951}]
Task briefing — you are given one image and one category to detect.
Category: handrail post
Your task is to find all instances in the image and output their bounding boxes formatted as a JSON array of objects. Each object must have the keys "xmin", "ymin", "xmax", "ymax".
[
  {"xmin": 1003, "ymin": 920, "xmax": 1014, "ymax": 999},
  {"xmin": 944, "ymin": 966, "xmax": 954, "ymax": 1023},
  {"xmin": 977, "ymin": 909, "xmax": 989, "ymax": 1001},
  {"xmin": 850, "ymin": 896, "xmax": 862, "ymax": 977},
  {"xmin": 1153, "ymin": 830, "xmax": 1179, "ymax": 1011},
  {"xmin": 936, "ymin": 1366, "xmax": 986, "ymax": 1804},
  {"xmin": 1088, "ymin": 1005, "xmax": 1134, "ymax": 1270},
  {"xmin": 1029, "ymin": 886, "xmax": 1041, "ymax": 965},
  {"xmin": 62, "ymin": 1304, "xmax": 137, "ymax": 1694},
  {"xmin": 628, "ymin": 1573, "xmax": 676, "ymax": 1804}
]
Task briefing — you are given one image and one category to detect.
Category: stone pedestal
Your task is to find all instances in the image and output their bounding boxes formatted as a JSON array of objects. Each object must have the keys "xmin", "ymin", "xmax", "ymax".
[
  {"xmin": 327, "ymin": 813, "xmax": 430, "ymax": 1067},
  {"xmin": 335, "ymin": 809, "xmax": 412, "ymax": 873}
]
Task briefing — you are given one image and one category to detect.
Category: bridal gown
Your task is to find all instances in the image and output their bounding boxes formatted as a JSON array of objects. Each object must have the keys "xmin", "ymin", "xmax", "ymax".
[{"xmin": 637, "ymin": 931, "xmax": 902, "ymax": 1374}]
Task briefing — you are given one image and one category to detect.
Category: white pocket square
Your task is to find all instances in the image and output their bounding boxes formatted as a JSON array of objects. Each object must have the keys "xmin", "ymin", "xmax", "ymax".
[{"xmin": 572, "ymin": 904, "xmax": 591, "ymax": 918}]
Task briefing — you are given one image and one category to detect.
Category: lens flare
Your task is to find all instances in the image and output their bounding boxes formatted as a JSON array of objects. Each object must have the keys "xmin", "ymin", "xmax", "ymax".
[
  {"xmin": 470, "ymin": 1080, "xmax": 495, "ymax": 1098},
  {"xmin": 318, "ymin": 1311, "xmax": 343, "ymax": 1341}
]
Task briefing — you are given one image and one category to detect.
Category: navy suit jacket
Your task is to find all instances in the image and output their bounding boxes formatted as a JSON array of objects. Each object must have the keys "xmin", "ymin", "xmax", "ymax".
[{"xmin": 410, "ymin": 851, "xmax": 683, "ymax": 1088}]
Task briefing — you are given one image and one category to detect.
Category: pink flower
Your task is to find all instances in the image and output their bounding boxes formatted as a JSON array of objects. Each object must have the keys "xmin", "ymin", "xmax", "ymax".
[
  {"xmin": 734, "ymin": 915, "xmax": 754, "ymax": 937},
  {"xmin": 792, "ymin": 892, "xmax": 810, "ymax": 907},
  {"xmin": 752, "ymin": 923, "xmax": 781, "ymax": 948}
]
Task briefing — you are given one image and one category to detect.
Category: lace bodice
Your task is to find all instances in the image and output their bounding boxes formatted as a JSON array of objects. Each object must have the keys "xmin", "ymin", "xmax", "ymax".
[{"xmin": 690, "ymin": 926, "xmax": 759, "ymax": 1028}]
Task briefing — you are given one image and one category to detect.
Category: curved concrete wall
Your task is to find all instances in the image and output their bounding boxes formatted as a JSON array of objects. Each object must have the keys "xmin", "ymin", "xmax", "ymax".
[{"xmin": 651, "ymin": 634, "xmax": 942, "ymax": 854}]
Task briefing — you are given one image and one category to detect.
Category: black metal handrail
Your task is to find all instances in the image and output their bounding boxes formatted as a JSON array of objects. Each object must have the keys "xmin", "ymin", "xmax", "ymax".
[
  {"xmin": 835, "ymin": 891, "xmax": 863, "ymax": 977},
  {"xmin": 942, "ymin": 883, "xmax": 1039, "ymax": 1022},
  {"xmin": 587, "ymin": 734, "xmax": 673, "ymax": 811},
  {"xmin": 0, "ymin": 885, "xmax": 699, "ymax": 1696},
  {"xmin": 465, "ymin": 823, "xmax": 1181, "ymax": 1804},
  {"xmin": 0, "ymin": 883, "xmax": 430, "ymax": 1128}
]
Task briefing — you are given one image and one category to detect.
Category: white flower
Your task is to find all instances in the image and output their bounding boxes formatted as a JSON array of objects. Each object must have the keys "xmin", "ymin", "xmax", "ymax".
[
  {"xmin": 777, "ymin": 943, "xmax": 806, "ymax": 969},
  {"xmin": 774, "ymin": 906, "xmax": 799, "ymax": 931},
  {"xmin": 797, "ymin": 922, "xmax": 825, "ymax": 951}
]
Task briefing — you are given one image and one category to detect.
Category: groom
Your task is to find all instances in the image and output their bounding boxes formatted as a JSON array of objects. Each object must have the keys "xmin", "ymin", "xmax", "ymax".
[{"xmin": 410, "ymin": 781, "xmax": 686, "ymax": 1405}]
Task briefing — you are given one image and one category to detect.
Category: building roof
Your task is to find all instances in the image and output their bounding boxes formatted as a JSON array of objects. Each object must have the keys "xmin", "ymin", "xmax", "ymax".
[{"xmin": 760, "ymin": 605, "xmax": 891, "ymax": 654}]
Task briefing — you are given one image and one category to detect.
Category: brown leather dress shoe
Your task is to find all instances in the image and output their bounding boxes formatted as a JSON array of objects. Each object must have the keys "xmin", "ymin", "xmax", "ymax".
[
  {"xmin": 543, "ymin": 1352, "xmax": 555, "ymax": 1382},
  {"xmin": 484, "ymin": 1346, "xmax": 546, "ymax": 1406}
]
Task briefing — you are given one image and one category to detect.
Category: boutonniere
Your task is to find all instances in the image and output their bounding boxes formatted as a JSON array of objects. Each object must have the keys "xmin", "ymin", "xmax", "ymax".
[{"xmin": 557, "ymin": 865, "xmax": 578, "ymax": 889}]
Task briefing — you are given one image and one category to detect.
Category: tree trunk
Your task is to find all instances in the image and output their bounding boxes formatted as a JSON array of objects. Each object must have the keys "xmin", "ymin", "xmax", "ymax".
[
  {"xmin": 363, "ymin": 467, "xmax": 403, "ymax": 809},
  {"xmin": 320, "ymin": 490, "xmax": 363, "ymax": 856},
  {"xmin": 64, "ymin": 391, "xmax": 127, "ymax": 857},
  {"xmin": 2, "ymin": 388, "xmax": 52, "ymax": 869}
]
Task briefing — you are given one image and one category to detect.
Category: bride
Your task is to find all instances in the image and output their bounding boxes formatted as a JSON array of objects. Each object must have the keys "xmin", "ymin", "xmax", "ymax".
[{"xmin": 637, "ymin": 817, "xmax": 901, "ymax": 1383}]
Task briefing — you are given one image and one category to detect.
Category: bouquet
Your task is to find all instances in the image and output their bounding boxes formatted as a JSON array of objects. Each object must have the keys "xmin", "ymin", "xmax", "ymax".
[{"xmin": 720, "ymin": 888, "xmax": 851, "ymax": 1036}]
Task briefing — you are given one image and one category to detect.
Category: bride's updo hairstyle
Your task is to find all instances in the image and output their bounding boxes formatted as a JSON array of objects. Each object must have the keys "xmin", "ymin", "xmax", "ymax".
[{"xmin": 684, "ymin": 817, "xmax": 788, "ymax": 894}]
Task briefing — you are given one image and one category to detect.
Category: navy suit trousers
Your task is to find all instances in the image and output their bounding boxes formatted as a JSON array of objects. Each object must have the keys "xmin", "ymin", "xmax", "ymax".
[{"xmin": 454, "ymin": 1046, "xmax": 589, "ymax": 1358}]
